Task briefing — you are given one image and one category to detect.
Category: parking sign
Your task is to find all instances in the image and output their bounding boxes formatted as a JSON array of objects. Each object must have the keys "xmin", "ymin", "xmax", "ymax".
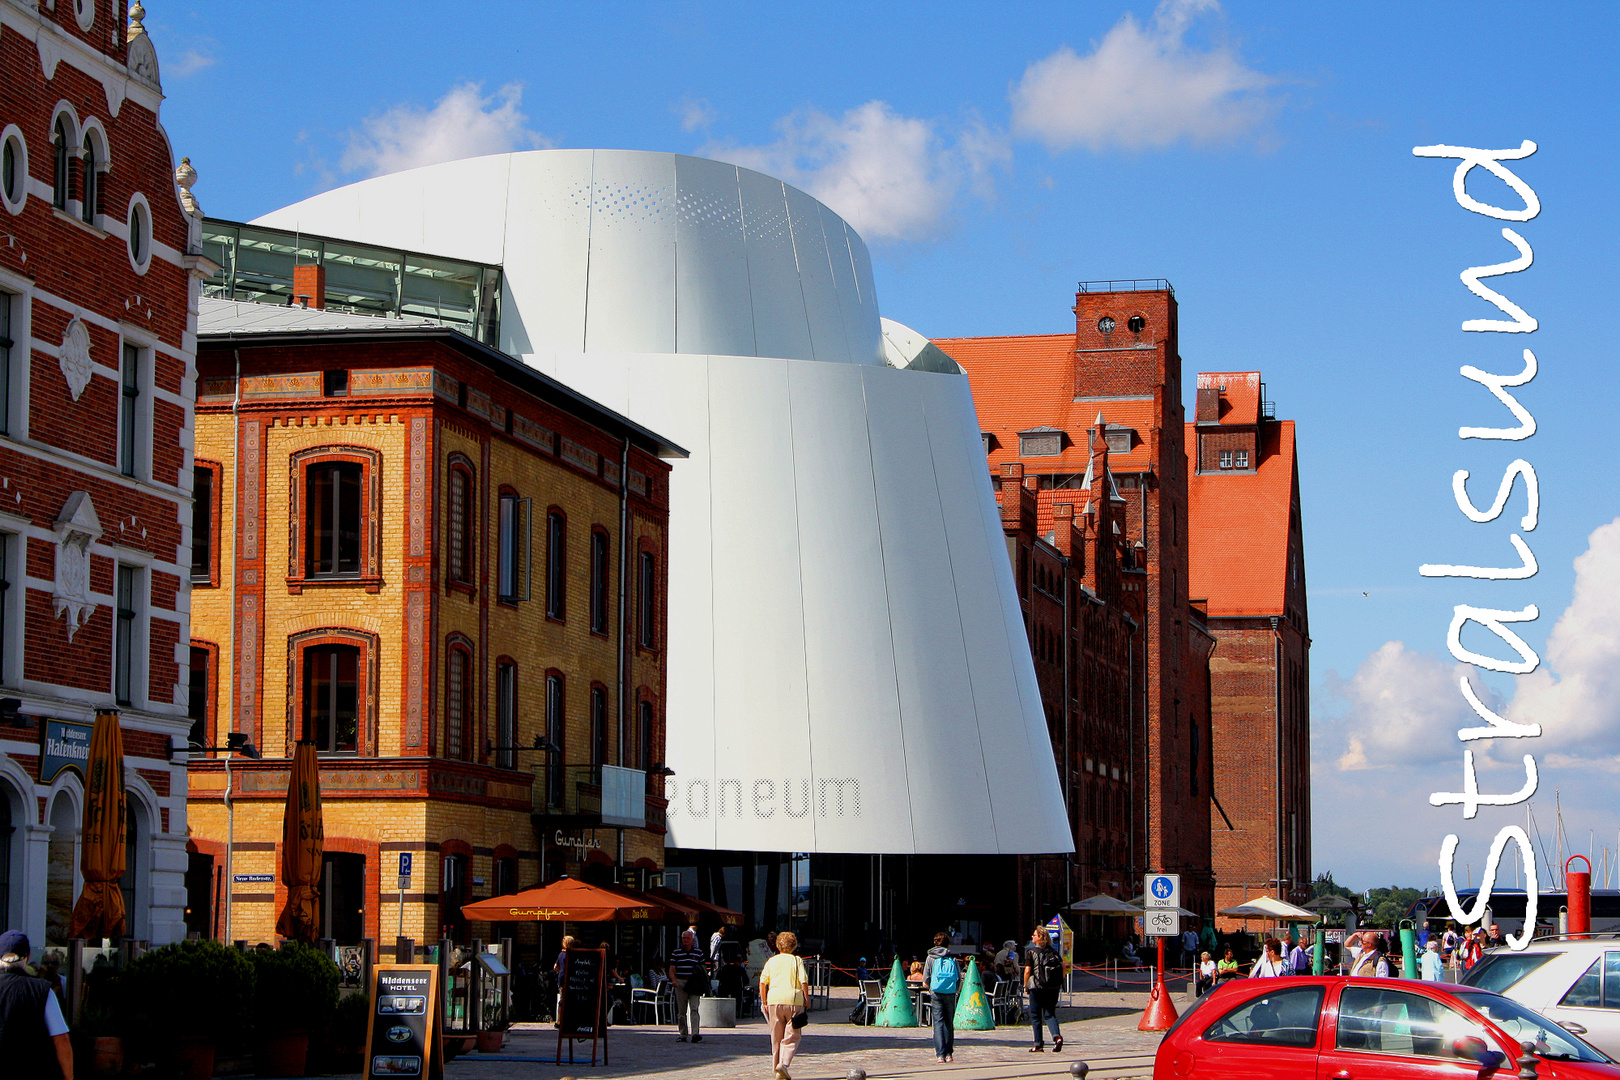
[{"xmin": 399, "ymin": 851, "xmax": 413, "ymax": 882}]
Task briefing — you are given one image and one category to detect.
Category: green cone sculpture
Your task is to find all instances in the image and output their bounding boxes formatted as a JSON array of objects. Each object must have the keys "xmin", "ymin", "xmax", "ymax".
[
  {"xmin": 953, "ymin": 957, "xmax": 995, "ymax": 1030},
  {"xmin": 874, "ymin": 957, "xmax": 917, "ymax": 1027}
]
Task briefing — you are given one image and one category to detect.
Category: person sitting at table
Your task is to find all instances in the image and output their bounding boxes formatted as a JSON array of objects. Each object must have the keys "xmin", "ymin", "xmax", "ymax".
[
  {"xmin": 906, "ymin": 960, "xmax": 925, "ymax": 986},
  {"xmin": 1122, "ymin": 938, "xmax": 1141, "ymax": 967},
  {"xmin": 1217, "ymin": 946, "xmax": 1243, "ymax": 980}
]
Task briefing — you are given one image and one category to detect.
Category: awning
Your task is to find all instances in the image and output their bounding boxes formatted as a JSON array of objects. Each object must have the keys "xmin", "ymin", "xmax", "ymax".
[
  {"xmin": 1069, "ymin": 894, "xmax": 1143, "ymax": 914},
  {"xmin": 1219, "ymin": 895, "xmax": 1322, "ymax": 921},
  {"xmin": 649, "ymin": 887, "xmax": 744, "ymax": 927}
]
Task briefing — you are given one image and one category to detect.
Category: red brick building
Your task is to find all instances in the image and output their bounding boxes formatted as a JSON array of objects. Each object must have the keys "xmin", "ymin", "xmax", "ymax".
[
  {"xmin": 0, "ymin": 2, "xmax": 207, "ymax": 945},
  {"xmin": 1185, "ymin": 371, "xmax": 1310, "ymax": 923},
  {"xmin": 939, "ymin": 281, "xmax": 1218, "ymax": 920}
]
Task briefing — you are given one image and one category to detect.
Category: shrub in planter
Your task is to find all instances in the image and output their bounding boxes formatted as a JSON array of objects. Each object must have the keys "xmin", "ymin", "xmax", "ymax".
[
  {"xmin": 119, "ymin": 940, "xmax": 256, "ymax": 1043},
  {"xmin": 314, "ymin": 990, "xmax": 372, "ymax": 1072},
  {"xmin": 249, "ymin": 943, "xmax": 340, "ymax": 1035}
]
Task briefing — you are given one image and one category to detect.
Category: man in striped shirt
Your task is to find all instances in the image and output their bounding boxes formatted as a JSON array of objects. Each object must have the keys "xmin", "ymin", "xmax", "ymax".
[{"xmin": 668, "ymin": 929, "xmax": 708, "ymax": 1042}]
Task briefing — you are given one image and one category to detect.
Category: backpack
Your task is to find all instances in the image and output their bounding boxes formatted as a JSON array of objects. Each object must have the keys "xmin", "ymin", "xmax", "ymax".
[
  {"xmin": 1029, "ymin": 946, "xmax": 1062, "ymax": 990},
  {"xmin": 929, "ymin": 956, "xmax": 960, "ymax": 994}
]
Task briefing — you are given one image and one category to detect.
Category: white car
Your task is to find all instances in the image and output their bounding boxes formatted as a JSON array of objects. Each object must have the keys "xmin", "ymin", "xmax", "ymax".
[{"xmin": 1460, "ymin": 937, "xmax": 1620, "ymax": 1057}]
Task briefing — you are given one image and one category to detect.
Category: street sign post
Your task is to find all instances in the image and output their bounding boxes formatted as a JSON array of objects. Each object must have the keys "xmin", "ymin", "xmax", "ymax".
[
  {"xmin": 398, "ymin": 853, "xmax": 413, "ymax": 937},
  {"xmin": 1138, "ymin": 871, "xmax": 1182, "ymax": 1033}
]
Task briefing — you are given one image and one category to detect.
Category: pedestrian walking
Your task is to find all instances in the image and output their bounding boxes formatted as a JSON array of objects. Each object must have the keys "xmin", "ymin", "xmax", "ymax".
[
  {"xmin": 0, "ymin": 930, "xmax": 72, "ymax": 1080},
  {"xmin": 1023, "ymin": 925, "xmax": 1064, "ymax": 1053},
  {"xmin": 668, "ymin": 928, "xmax": 709, "ymax": 1043},
  {"xmin": 759, "ymin": 931, "xmax": 810, "ymax": 1080},
  {"xmin": 1288, "ymin": 935, "xmax": 1311, "ymax": 975},
  {"xmin": 1250, "ymin": 938, "xmax": 1288, "ymax": 978},
  {"xmin": 1420, "ymin": 940, "xmax": 1444, "ymax": 981},
  {"xmin": 923, "ymin": 933, "xmax": 959, "ymax": 1063},
  {"xmin": 1179, "ymin": 924, "xmax": 1199, "ymax": 970}
]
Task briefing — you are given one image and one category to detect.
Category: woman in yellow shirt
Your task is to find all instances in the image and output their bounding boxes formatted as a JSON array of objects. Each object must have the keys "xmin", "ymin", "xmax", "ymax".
[{"xmin": 758, "ymin": 931, "xmax": 810, "ymax": 1080}]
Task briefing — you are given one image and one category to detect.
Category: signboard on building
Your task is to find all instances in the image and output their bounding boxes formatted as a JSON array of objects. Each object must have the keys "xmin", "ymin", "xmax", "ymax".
[
  {"xmin": 363, "ymin": 964, "xmax": 441, "ymax": 1080},
  {"xmin": 39, "ymin": 718, "xmax": 94, "ymax": 784}
]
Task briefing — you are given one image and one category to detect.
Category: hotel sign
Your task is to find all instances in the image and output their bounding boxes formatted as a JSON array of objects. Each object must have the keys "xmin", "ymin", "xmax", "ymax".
[{"xmin": 40, "ymin": 719, "xmax": 94, "ymax": 784}]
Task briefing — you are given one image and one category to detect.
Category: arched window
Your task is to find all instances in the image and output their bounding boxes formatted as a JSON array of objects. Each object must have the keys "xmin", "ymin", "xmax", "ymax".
[
  {"xmin": 544, "ymin": 673, "xmax": 564, "ymax": 803},
  {"xmin": 589, "ymin": 529, "xmax": 609, "ymax": 635},
  {"xmin": 545, "ymin": 510, "xmax": 566, "ymax": 618},
  {"xmin": 445, "ymin": 642, "xmax": 472, "ymax": 761},
  {"xmin": 80, "ymin": 138, "xmax": 97, "ymax": 225},
  {"xmin": 496, "ymin": 660, "xmax": 517, "ymax": 769},
  {"xmin": 51, "ymin": 116, "xmax": 70, "ymax": 210},
  {"xmin": 447, "ymin": 459, "xmax": 474, "ymax": 586}
]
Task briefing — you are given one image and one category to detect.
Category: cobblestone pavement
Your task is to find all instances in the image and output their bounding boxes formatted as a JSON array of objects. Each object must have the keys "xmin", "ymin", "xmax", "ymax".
[{"xmin": 434, "ymin": 988, "xmax": 1173, "ymax": 1080}]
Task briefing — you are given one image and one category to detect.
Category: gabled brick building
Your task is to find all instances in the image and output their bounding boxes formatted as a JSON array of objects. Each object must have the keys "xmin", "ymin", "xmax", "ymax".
[
  {"xmin": 1185, "ymin": 371, "xmax": 1310, "ymax": 922},
  {"xmin": 0, "ymin": 1, "xmax": 207, "ymax": 946},
  {"xmin": 939, "ymin": 281, "xmax": 1218, "ymax": 920}
]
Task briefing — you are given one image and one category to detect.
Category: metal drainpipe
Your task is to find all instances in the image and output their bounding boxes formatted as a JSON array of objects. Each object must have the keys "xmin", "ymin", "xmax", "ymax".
[
  {"xmin": 1272, "ymin": 615, "xmax": 1283, "ymax": 898},
  {"xmin": 224, "ymin": 346, "xmax": 241, "ymax": 944},
  {"xmin": 617, "ymin": 438, "xmax": 630, "ymax": 768}
]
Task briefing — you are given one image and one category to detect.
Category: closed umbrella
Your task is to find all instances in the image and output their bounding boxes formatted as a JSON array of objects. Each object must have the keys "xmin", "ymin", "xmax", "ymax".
[
  {"xmin": 275, "ymin": 741, "xmax": 324, "ymax": 943},
  {"xmin": 68, "ymin": 711, "xmax": 127, "ymax": 940}
]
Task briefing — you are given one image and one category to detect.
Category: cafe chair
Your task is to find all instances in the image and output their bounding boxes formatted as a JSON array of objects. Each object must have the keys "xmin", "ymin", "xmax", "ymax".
[
  {"xmin": 858, "ymin": 979, "xmax": 882, "ymax": 1025},
  {"xmin": 632, "ymin": 976, "xmax": 673, "ymax": 1025}
]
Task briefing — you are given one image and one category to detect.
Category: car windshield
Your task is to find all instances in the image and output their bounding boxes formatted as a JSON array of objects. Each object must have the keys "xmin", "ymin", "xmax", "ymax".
[
  {"xmin": 1459, "ymin": 951, "xmax": 1557, "ymax": 993},
  {"xmin": 1451, "ymin": 989, "xmax": 1612, "ymax": 1064}
]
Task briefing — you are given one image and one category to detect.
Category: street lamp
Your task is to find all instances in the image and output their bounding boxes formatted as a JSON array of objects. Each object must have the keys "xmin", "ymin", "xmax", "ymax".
[{"xmin": 180, "ymin": 733, "xmax": 260, "ymax": 943}]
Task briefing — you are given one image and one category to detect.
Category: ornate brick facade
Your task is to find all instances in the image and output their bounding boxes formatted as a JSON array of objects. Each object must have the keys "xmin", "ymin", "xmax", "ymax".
[{"xmin": 0, "ymin": 2, "xmax": 206, "ymax": 946}]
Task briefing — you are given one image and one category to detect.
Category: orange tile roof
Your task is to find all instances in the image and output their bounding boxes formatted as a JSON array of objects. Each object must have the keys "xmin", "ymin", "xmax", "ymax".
[
  {"xmin": 938, "ymin": 333, "xmax": 1156, "ymax": 473},
  {"xmin": 1186, "ymin": 419, "xmax": 1296, "ymax": 618},
  {"xmin": 1196, "ymin": 371, "xmax": 1261, "ymax": 426}
]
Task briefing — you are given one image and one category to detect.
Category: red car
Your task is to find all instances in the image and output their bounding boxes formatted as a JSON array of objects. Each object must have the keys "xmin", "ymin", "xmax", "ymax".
[{"xmin": 1155, "ymin": 975, "xmax": 1620, "ymax": 1079}]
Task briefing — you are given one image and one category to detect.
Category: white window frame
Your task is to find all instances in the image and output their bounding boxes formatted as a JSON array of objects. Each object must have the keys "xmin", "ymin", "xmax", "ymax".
[
  {"xmin": 0, "ymin": 124, "xmax": 27, "ymax": 216},
  {"xmin": 125, "ymin": 191, "xmax": 152, "ymax": 275},
  {"xmin": 113, "ymin": 562, "xmax": 147, "ymax": 708},
  {"xmin": 116, "ymin": 330, "xmax": 155, "ymax": 481},
  {"xmin": 0, "ymin": 279, "xmax": 23, "ymax": 439},
  {"xmin": 0, "ymin": 525, "xmax": 19, "ymax": 688},
  {"xmin": 77, "ymin": 120, "xmax": 109, "ymax": 231}
]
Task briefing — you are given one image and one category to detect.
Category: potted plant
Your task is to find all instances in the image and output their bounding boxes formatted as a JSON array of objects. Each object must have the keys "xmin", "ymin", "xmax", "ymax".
[
  {"xmin": 315, "ymin": 990, "xmax": 371, "ymax": 1073},
  {"xmin": 71, "ymin": 1000, "xmax": 123, "ymax": 1078},
  {"xmin": 249, "ymin": 943, "xmax": 339, "ymax": 1077},
  {"xmin": 118, "ymin": 940, "xmax": 255, "ymax": 1080},
  {"xmin": 476, "ymin": 1017, "xmax": 509, "ymax": 1053}
]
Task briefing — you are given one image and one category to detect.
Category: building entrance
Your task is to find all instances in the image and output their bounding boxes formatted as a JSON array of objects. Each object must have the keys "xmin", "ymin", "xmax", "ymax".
[{"xmin": 323, "ymin": 852, "xmax": 365, "ymax": 942}]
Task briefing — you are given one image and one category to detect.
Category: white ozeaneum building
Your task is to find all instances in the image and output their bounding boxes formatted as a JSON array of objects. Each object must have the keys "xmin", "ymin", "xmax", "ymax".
[{"xmin": 258, "ymin": 150, "xmax": 1071, "ymax": 856}]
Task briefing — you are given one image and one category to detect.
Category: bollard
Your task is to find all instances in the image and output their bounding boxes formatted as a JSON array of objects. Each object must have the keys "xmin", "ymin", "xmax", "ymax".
[
  {"xmin": 363, "ymin": 938, "xmax": 376, "ymax": 992},
  {"xmin": 1567, "ymin": 856, "xmax": 1592, "ymax": 939},
  {"xmin": 397, "ymin": 935, "xmax": 414, "ymax": 964},
  {"xmin": 1070, "ymin": 1063, "xmax": 1090, "ymax": 1078},
  {"xmin": 1399, "ymin": 920, "xmax": 1417, "ymax": 980},
  {"xmin": 471, "ymin": 938, "xmax": 485, "ymax": 1033},
  {"xmin": 234, "ymin": 939, "xmax": 248, "ymax": 952},
  {"xmin": 1312, "ymin": 928, "xmax": 1325, "ymax": 976},
  {"xmin": 66, "ymin": 940, "xmax": 84, "ymax": 1025},
  {"xmin": 847, "ymin": 1070, "xmax": 868, "ymax": 1080},
  {"xmin": 1518, "ymin": 1040, "xmax": 1539, "ymax": 1078}
]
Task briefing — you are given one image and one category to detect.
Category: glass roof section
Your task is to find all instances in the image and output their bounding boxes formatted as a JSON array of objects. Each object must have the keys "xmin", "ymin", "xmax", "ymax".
[{"xmin": 201, "ymin": 219, "xmax": 502, "ymax": 347}]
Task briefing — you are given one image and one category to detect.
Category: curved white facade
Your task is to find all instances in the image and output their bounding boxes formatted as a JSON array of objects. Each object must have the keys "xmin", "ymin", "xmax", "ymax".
[{"xmin": 260, "ymin": 151, "xmax": 1072, "ymax": 855}]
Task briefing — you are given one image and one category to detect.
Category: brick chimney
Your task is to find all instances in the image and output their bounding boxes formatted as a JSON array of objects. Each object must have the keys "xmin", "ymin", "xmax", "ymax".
[{"xmin": 292, "ymin": 264, "xmax": 326, "ymax": 310}]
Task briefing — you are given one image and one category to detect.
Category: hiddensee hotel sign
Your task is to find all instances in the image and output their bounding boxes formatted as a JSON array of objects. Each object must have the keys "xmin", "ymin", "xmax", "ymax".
[{"xmin": 40, "ymin": 718, "xmax": 94, "ymax": 783}]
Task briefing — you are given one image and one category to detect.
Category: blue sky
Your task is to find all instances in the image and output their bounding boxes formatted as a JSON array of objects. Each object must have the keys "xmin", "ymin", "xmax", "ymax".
[{"xmin": 149, "ymin": 1, "xmax": 1620, "ymax": 892}]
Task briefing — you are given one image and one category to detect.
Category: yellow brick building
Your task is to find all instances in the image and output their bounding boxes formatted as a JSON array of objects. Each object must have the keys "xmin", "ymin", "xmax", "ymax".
[{"xmin": 183, "ymin": 299, "xmax": 682, "ymax": 954}]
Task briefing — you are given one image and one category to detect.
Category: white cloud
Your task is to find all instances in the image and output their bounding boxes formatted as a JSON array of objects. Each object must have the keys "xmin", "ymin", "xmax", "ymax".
[
  {"xmin": 341, "ymin": 82, "xmax": 550, "ymax": 178},
  {"xmin": 1010, "ymin": 0, "xmax": 1275, "ymax": 152},
  {"xmin": 168, "ymin": 49, "xmax": 216, "ymax": 78},
  {"xmin": 674, "ymin": 96, "xmax": 717, "ymax": 133},
  {"xmin": 1325, "ymin": 641, "xmax": 1483, "ymax": 771},
  {"xmin": 704, "ymin": 101, "xmax": 1005, "ymax": 242},
  {"xmin": 1507, "ymin": 518, "xmax": 1620, "ymax": 755}
]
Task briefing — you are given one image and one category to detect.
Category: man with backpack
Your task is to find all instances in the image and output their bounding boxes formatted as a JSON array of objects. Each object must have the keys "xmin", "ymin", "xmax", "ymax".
[
  {"xmin": 922, "ymin": 933, "xmax": 960, "ymax": 1064},
  {"xmin": 1023, "ymin": 926, "xmax": 1064, "ymax": 1053}
]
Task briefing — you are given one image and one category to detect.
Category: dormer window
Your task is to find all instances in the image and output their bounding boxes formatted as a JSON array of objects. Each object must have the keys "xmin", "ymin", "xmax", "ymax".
[
  {"xmin": 1219, "ymin": 450, "xmax": 1233, "ymax": 469},
  {"xmin": 1018, "ymin": 426, "xmax": 1063, "ymax": 457},
  {"xmin": 1235, "ymin": 449, "xmax": 1250, "ymax": 469}
]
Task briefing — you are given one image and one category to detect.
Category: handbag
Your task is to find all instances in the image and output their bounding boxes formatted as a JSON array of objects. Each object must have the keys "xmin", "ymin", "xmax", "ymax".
[{"xmin": 789, "ymin": 959, "xmax": 810, "ymax": 1029}]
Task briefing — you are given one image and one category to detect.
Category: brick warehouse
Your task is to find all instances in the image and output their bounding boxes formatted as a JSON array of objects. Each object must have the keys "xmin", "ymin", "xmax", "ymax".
[
  {"xmin": 0, "ymin": 2, "xmax": 211, "ymax": 945},
  {"xmin": 1185, "ymin": 371, "xmax": 1311, "ymax": 924},
  {"xmin": 183, "ymin": 286, "xmax": 683, "ymax": 955},
  {"xmin": 938, "ymin": 281, "xmax": 1227, "ymax": 922}
]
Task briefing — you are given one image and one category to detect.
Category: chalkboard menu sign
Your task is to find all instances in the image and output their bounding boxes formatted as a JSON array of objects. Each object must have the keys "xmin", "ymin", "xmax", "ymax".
[
  {"xmin": 556, "ymin": 946, "xmax": 608, "ymax": 1065},
  {"xmin": 364, "ymin": 964, "xmax": 441, "ymax": 1079}
]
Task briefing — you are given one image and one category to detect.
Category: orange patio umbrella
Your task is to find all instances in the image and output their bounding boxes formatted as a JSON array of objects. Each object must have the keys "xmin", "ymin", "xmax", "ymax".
[
  {"xmin": 275, "ymin": 741, "xmax": 324, "ymax": 943},
  {"xmin": 68, "ymin": 711, "xmax": 127, "ymax": 941},
  {"xmin": 460, "ymin": 877, "xmax": 667, "ymax": 923}
]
